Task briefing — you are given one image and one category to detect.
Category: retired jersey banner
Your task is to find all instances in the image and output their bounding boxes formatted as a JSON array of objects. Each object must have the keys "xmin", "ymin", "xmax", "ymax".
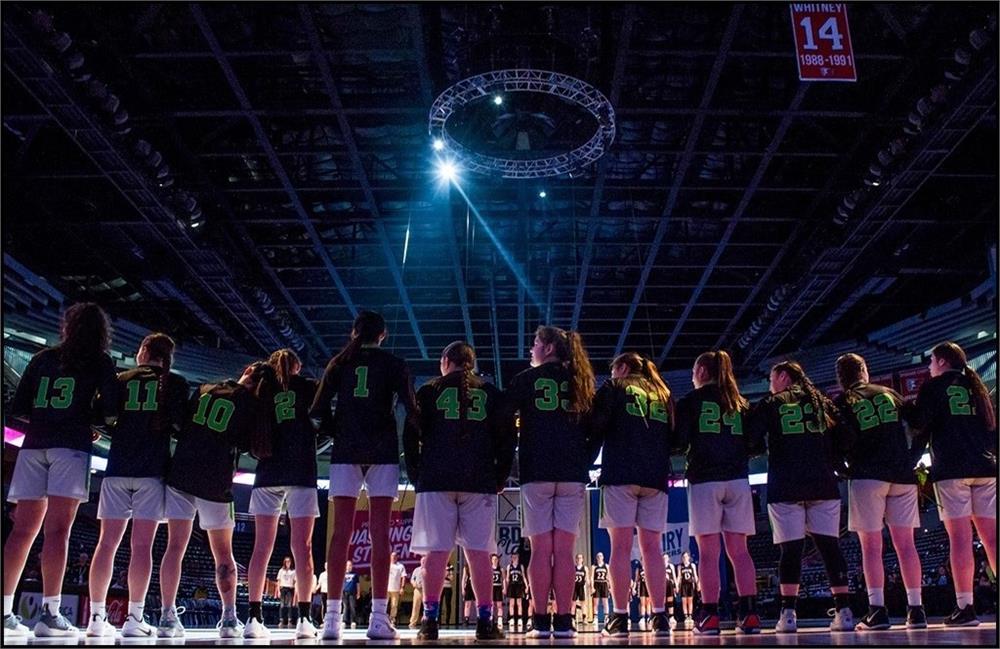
[
  {"xmin": 789, "ymin": 3, "xmax": 857, "ymax": 81},
  {"xmin": 348, "ymin": 509, "xmax": 418, "ymax": 574}
]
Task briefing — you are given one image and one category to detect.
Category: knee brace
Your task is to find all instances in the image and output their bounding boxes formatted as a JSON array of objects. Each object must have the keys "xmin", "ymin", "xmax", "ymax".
[
  {"xmin": 812, "ymin": 534, "xmax": 849, "ymax": 588},
  {"xmin": 778, "ymin": 538, "xmax": 805, "ymax": 585}
]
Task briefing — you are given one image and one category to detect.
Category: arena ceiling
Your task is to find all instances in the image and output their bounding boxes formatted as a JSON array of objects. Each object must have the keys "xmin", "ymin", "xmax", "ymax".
[{"xmin": 2, "ymin": 3, "xmax": 997, "ymax": 378}]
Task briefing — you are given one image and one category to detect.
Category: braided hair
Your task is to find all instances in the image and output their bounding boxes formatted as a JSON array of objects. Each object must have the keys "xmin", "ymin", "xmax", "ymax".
[{"xmin": 771, "ymin": 360, "xmax": 835, "ymax": 430}]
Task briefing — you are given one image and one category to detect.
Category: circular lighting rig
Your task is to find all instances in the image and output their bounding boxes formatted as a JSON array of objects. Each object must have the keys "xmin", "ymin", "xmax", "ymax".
[{"xmin": 429, "ymin": 69, "xmax": 616, "ymax": 179}]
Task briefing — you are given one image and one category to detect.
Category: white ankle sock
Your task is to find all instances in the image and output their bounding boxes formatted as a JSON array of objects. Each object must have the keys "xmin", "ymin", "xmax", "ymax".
[
  {"xmin": 906, "ymin": 588, "xmax": 922, "ymax": 606},
  {"xmin": 128, "ymin": 601, "xmax": 145, "ymax": 619},
  {"xmin": 372, "ymin": 599, "xmax": 387, "ymax": 615},
  {"xmin": 42, "ymin": 596, "xmax": 61, "ymax": 616},
  {"xmin": 4, "ymin": 595, "xmax": 14, "ymax": 617},
  {"xmin": 867, "ymin": 587, "xmax": 884, "ymax": 607},
  {"xmin": 327, "ymin": 600, "xmax": 342, "ymax": 616},
  {"xmin": 90, "ymin": 601, "xmax": 106, "ymax": 618},
  {"xmin": 613, "ymin": 607, "xmax": 628, "ymax": 614},
  {"xmin": 956, "ymin": 592, "xmax": 973, "ymax": 609}
]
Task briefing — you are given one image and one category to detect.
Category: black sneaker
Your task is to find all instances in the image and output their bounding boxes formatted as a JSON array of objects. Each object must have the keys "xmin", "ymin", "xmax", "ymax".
[
  {"xmin": 417, "ymin": 618, "xmax": 439, "ymax": 640},
  {"xmin": 650, "ymin": 612, "xmax": 671, "ymax": 637},
  {"xmin": 906, "ymin": 605, "xmax": 927, "ymax": 629},
  {"xmin": 856, "ymin": 606, "xmax": 891, "ymax": 631},
  {"xmin": 552, "ymin": 613, "xmax": 576, "ymax": 638},
  {"xmin": 601, "ymin": 612, "xmax": 630, "ymax": 638},
  {"xmin": 475, "ymin": 618, "xmax": 505, "ymax": 640},
  {"xmin": 944, "ymin": 604, "xmax": 980, "ymax": 627}
]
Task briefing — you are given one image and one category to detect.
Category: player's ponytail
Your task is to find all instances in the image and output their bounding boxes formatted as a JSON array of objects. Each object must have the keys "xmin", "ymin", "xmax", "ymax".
[
  {"xmin": 932, "ymin": 341, "xmax": 996, "ymax": 431},
  {"xmin": 242, "ymin": 361, "xmax": 279, "ymax": 459},
  {"xmin": 612, "ymin": 352, "xmax": 671, "ymax": 406},
  {"xmin": 58, "ymin": 302, "xmax": 112, "ymax": 372},
  {"xmin": 140, "ymin": 333, "xmax": 176, "ymax": 420},
  {"xmin": 537, "ymin": 326, "xmax": 596, "ymax": 415},
  {"xmin": 772, "ymin": 360, "xmax": 835, "ymax": 430},
  {"xmin": 442, "ymin": 341, "xmax": 477, "ymax": 425},
  {"xmin": 331, "ymin": 311, "xmax": 386, "ymax": 369},
  {"xmin": 268, "ymin": 348, "xmax": 301, "ymax": 391},
  {"xmin": 695, "ymin": 350, "xmax": 748, "ymax": 415},
  {"xmin": 835, "ymin": 353, "xmax": 868, "ymax": 405}
]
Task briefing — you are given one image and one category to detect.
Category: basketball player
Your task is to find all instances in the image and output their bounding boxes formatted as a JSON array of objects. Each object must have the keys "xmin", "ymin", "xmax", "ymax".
[
  {"xmin": 502, "ymin": 326, "xmax": 596, "ymax": 638},
  {"xmin": 4, "ymin": 304, "xmax": 118, "ymax": 640},
  {"xmin": 635, "ymin": 564, "xmax": 650, "ymax": 630},
  {"xmin": 590, "ymin": 353, "xmax": 674, "ymax": 639},
  {"xmin": 677, "ymin": 552, "xmax": 698, "ymax": 628},
  {"xmin": 403, "ymin": 341, "xmax": 515, "ymax": 641},
  {"xmin": 87, "ymin": 334, "xmax": 189, "ymax": 639},
  {"xmin": 911, "ymin": 342, "xmax": 997, "ymax": 626},
  {"xmin": 674, "ymin": 350, "xmax": 760, "ymax": 634},
  {"xmin": 662, "ymin": 554, "xmax": 677, "ymax": 630},
  {"xmin": 506, "ymin": 553, "xmax": 527, "ymax": 632},
  {"xmin": 490, "ymin": 553, "xmax": 505, "ymax": 627},
  {"xmin": 462, "ymin": 566, "xmax": 476, "ymax": 625},
  {"xmin": 245, "ymin": 349, "xmax": 319, "ymax": 639},
  {"xmin": 591, "ymin": 553, "xmax": 610, "ymax": 627},
  {"xmin": 309, "ymin": 311, "xmax": 417, "ymax": 640},
  {"xmin": 833, "ymin": 353, "xmax": 926, "ymax": 631},
  {"xmin": 572, "ymin": 554, "xmax": 589, "ymax": 626},
  {"xmin": 158, "ymin": 362, "xmax": 277, "ymax": 638},
  {"xmin": 748, "ymin": 361, "xmax": 854, "ymax": 634}
]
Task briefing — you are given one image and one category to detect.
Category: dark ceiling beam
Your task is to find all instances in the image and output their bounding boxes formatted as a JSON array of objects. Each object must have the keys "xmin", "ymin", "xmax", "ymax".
[
  {"xmin": 208, "ymin": 183, "xmax": 826, "ymax": 193},
  {"xmin": 711, "ymin": 57, "xmax": 922, "ymax": 353},
  {"xmin": 408, "ymin": 3, "xmax": 474, "ymax": 349},
  {"xmin": 572, "ymin": 4, "xmax": 635, "ymax": 331},
  {"xmin": 656, "ymin": 83, "xmax": 809, "ymax": 365},
  {"xmin": 128, "ymin": 107, "xmax": 872, "ymax": 119},
  {"xmin": 190, "ymin": 3, "xmax": 359, "ymax": 321},
  {"xmin": 614, "ymin": 4, "xmax": 744, "ymax": 358},
  {"xmin": 193, "ymin": 146, "xmax": 841, "ymax": 158},
  {"xmin": 299, "ymin": 3, "xmax": 427, "ymax": 359}
]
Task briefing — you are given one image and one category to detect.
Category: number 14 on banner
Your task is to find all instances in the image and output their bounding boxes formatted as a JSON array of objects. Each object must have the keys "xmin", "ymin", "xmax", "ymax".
[{"xmin": 789, "ymin": 3, "xmax": 858, "ymax": 82}]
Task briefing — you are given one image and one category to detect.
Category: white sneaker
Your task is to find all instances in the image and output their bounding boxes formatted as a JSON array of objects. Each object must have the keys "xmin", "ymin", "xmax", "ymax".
[
  {"xmin": 242, "ymin": 616, "xmax": 270, "ymax": 639},
  {"xmin": 295, "ymin": 617, "xmax": 318, "ymax": 639},
  {"xmin": 86, "ymin": 612, "xmax": 115, "ymax": 637},
  {"xmin": 4, "ymin": 613, "xmax": 31, "ymax": 638},
  {"xmin": 156, "ymin": 606, "xmax": 186, "ymax": 638},
  {"xmin": 122, "ymin": 613, "xmax": 156, "ymax": 638},
  {"xmin": 775, "ymin": 608, "xmax": 797, "ymax": 633},
  {"xmin": 321, "ymin": 612, "xmax": 341, "ymax": 640},
  {"xmin": 668, "ymin": 616, "xmax": 677, "ymax": 630},
  {"xmin": 366, "ymin": 612, "xmax": 398, "ymax": 640},
  {"xmin": 829, "ymin": 607, "xmax": 855, "ymax": 632},
  {"xmin": 217, "ymin": 616, "xmax": 244, "ymax": 639}
]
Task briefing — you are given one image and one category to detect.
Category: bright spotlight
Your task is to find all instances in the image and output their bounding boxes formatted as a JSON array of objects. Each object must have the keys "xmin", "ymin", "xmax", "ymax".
[
  {"xmin": 538, "ymin": 190, "xmax": 547, "ymax": 198},
  {"xmin": 432, "ymin": 138, "xmax": 445, "ymax": 151},
  {"xmin": 437, "ymin": 160, "xmax": 458, "ymax": 182},
  {"xmin": 493, "ymin": 95, "xmax": 503, "ymax": 105}
]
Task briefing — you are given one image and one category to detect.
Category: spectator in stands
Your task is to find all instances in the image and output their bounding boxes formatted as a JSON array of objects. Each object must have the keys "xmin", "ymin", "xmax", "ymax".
[
  {"xmin": 315, "ymin": 562, "xmax": 329, "ymax": 621},
  {"xmin": 110, "ymin": 570, "xmax": 127, "ymax": 591},
  {"xmin": 974, "ymin": 563, "xmax": 996, "ymax": 615},
  {"xmin": 387, "ymin": 552, "xmax": 407, "ymax": 623},
  {"xmin": 70, "ymin": 552, "xmax": 90, "ymax": 586},
  {"xmin": 275, "ymin": 556, "xmax": 297, "ymax": 629},
  {"xmin": 343, "ymin": 561, "xmax": 359, "ymax": 629},
  {"xmin": 936, "ymin": 565, "xmax": 950, "ymax": 586}
]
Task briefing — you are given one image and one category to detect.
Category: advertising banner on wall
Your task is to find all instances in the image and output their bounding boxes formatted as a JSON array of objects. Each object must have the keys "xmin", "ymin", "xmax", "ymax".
[{"xmin": 347, "ymin": 509, "xmax": 418, "ymax": 575}]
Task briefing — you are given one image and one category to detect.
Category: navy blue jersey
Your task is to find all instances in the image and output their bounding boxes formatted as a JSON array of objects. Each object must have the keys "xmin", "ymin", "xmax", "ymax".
[
  {"xmin": 674, "ymin": 384, "xmax": 753, "ymax": 484},
  {"xmin": 748, "ymin": 386, "xmax": 848, "ymax": 503},
  {"xmin": 504, "ymin": 363, "xmax": 594, "ymax": 483},
  {"xmin": 255, "ymin": 374, "xmax": 319, "ymax": 488},
  {"xmin": 309, "ymin": 346, "xmax": 417, "ymax": 465},
  {"xmin": 833, "ymin": 383, "xmax": 919, "ymax": 484},
  {"xmin": 105, "ymin": 365, "xmax": 189, "ymax": 478},
  {"xmin": 911, "ymin": 370, "xmax": 996, "ymax": 481},
  {"xmin": 167, "ymin": 380, "xmax": 264, "ymax": 502},
  {"xmin": 10, "ymin": 347, "xmax": 118, "ymax": 452},
  {"xmin": 589, "ymin": 377, "xmax": 673, "ymax": 491},
  {"xmin": 403, "ymin": 371, "xmax": 515, "ymax": 493}
]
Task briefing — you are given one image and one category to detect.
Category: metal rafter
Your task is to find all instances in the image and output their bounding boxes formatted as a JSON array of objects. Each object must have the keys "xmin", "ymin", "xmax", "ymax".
[
  {"xmin": 712, "ymin": 59, "xmax": 921, "ymax": 353},
  {"xmin": 614, "ymin": 4, "xmax": 744, "ymax": 358},
  {"xmin": 656, "ymin": 83, "xmax": 809, "ymax": 365},
  {"xmin": 571, "ymin": 4, "xmax": 635, "ymax": 331},
  {"xmin": 409, "ymin": 4, "xmax": 474, "ymax": 348},
  {"xmin": 299, "ymin": 4, "xmax": 427, "ymax": 359},
  {"xmin": 190, "ymin": 3, "xmax": 359, "ymax": 323}
]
